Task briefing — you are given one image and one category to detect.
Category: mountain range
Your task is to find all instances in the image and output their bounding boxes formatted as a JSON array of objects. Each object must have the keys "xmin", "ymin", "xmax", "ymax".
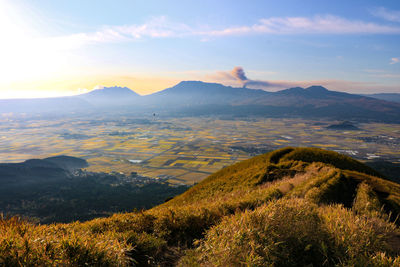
[{"xmin": 1, "ymin": 81, "xmax": 400, "ymax": 122}]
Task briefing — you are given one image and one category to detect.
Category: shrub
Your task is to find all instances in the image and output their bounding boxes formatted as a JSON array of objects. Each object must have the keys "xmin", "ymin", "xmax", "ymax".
[
  {"xmin": 0, "ymin": 217, "xmax": 129, "ymax": 266},
  {"xmin": 280, "ymin": 147, "xmax": 381, "ymax": 177},
  {"xmin": 188, "ymin": 199, "xmax": 333, "ymax": 266},
  {"xmin": 353, "ymin": 182, "xmax": 382, "ymax": 216},
  {"xmin": 320, "ymin": 204, "xmax": 400, "ymax": 264}
]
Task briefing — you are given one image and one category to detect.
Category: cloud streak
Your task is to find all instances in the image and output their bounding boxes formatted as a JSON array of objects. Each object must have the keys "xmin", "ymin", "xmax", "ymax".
[
  {"xmin": 42, "ymin": 16, "xmax": 192, "ymax": 50},
  {"xmin": 205, "ymin": 15, "xmax": 400, "ymax": 36},
  {"xmin": 371, "ymin": 7, "xmax": 400, "ymax": 23},
  {"xmin": 46, "ymin": 15, "xmax": 400, "ymax": 50}
]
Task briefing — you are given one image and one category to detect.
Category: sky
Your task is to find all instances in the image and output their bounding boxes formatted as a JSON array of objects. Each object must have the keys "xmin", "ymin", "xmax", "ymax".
[{"xmin": 0, "ymin": 0, "xmax": 399, "ymax": 98}]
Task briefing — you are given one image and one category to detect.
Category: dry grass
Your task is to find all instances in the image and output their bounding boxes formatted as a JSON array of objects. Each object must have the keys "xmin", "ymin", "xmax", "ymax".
[
  {"xmin": 1, "ymin": 147, "xmax": 400, "ymax": 266},
  {"xmin": 180, "ymin": 198, "xmax": 400, "ymax": 266}
]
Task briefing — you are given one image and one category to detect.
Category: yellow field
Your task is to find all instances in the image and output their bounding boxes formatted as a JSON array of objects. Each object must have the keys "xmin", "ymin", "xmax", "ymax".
[{"xmin": 0, "ymin": 115, "xmax": 399, "ymax": 184}]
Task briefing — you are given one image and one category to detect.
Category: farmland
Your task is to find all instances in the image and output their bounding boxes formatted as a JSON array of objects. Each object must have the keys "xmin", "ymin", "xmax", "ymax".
[{"xmin": 0, "ymin": 113, "xmax": 399, "ymax": 184}]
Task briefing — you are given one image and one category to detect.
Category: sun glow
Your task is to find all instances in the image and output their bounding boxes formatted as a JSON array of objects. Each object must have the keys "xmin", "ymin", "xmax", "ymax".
[{"xmin": 0, "ymin": 0, "xmax": 81, "ymax": 98}]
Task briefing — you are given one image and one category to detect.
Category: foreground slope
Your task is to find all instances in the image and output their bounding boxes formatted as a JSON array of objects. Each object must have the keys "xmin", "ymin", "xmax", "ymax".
[{"xmin": 1, "ymin": 147, "xmax": 400, "ymax": 266}]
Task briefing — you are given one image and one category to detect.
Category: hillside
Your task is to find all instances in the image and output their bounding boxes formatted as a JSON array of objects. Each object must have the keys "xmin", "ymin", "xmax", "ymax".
[
  {"xmin": 0, "ymin": 156, "xmax": 187, "ymax": 223},
  {"xmin": 326, "ymin": 121, "xmax": 361, "ymax": 131},
  {"xmin": 363, "ymin": 93, "xmax": 400, "ymax": 103},
  {"xmin": 1, "ymin": 147, "xmax": 400, "ymax": 266}
]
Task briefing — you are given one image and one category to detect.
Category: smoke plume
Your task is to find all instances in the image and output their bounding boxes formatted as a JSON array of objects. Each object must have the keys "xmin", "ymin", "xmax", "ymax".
[
  {"xmin": 230, "ymin": 66, "xmax": 273, "ymax": 88},
  {"xmin": 231, "ymin": 66, "xmax": 248, "ymax": 82}
]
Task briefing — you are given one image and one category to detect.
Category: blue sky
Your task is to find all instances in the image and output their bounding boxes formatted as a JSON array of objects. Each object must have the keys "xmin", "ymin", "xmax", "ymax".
[{"xmin": 0, "ymin": 0, "xmax": 399, "ymax": 98}]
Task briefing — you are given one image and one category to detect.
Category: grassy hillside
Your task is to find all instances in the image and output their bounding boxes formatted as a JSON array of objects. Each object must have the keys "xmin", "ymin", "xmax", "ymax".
[{"xmin": 1, "ymin": 147, "xmax": 400, "ymax": 266}]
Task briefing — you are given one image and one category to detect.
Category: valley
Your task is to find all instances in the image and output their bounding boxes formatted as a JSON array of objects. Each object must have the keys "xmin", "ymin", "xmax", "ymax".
[{"xmin": 1, "ymin": 113, "xmax": 399, "ymax": 184}]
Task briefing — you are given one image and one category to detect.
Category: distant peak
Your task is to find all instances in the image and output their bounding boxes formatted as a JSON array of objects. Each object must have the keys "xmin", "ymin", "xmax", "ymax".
[
  {"xmin": 83, "ymin": 86, "xmax": 140, "ymax": 97},
  {"xmin": 177, "ymin": 80, "xmax": 204, "ymax": 84},
  {"xmin": 175, "ymin": 81, "xmax": 223, "ymax": 87},
  {"xmin": 96, "ymin": 86, "xmax": 132, "ymax": 92},
  {"xmin": 276, "ymin": 85, "xmax": 331, "ymax": 96},
  {"xmin": 305, "ymin": 85, "xmax": 329, "ymax": 92},
  {"xmin": 277, "ymin": 87, "xmax": 305, "ymax": 94},
  {"xmin": 287, "ymin": 87, "xmax": 305, "ymax": 91},
  {"xmin": 167, "ymin": 81, "xmax": 233, "ymax": 92}
]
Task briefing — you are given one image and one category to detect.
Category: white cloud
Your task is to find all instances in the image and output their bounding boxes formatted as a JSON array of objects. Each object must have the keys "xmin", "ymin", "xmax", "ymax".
[
  {"xmin": 46, "ymin": 16, "xmax": 192, "ymax": 50},
  {"xmin": 114, "ymin": 16, "xmax": 192, "ymax": 38},
  {"xmin": 371, "ymin": 7, "xmax": 400, "ymax": 23},
  {"xmin": 42, "ymin": 15, "xmax": 400, "ymax": 50},
  {"xmin": 390, "ymin": 57, "xmax": 399, "ymax": 64},
  {"xmin": 363, "ymin": 69, "xmax": 400, "ymax": 78},
  {"xmin": 205, "ymin": 15, "xmax": 400, "ymax": 36}
]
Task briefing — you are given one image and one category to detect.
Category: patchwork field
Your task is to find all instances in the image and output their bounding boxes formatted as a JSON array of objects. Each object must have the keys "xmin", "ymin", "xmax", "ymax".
[{"xmin": 0, "ymin": 113, "xmax": 399, "ymax": 184}]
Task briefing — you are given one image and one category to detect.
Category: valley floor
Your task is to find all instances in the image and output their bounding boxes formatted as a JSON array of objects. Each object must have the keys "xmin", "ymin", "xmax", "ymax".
[{"xmin": 0, "ymin": 114, "xmax": 399, "ymax": 184}]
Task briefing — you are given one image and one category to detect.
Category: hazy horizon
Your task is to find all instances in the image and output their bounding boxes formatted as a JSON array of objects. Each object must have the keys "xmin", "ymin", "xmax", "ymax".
[{"xmin": 0, "ymin": 79, "xmax": 398, "ymax": 100}]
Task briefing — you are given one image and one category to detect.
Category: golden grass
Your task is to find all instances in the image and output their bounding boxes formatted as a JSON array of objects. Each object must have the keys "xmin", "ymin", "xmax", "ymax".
[{"xmin": 1, "ymin": 147, "xmax": 400, "ymax": 266}]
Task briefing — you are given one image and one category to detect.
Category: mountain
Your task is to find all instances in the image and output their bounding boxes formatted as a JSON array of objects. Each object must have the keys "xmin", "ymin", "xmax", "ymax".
[
  {"xmin": 149, "ymin": 82, "xmax": 400, "ymax": 122},
  {"xmin": 0, "ymin": 86, "xmax": 140, "ymax": 114},
  {"xmin": 273, "ymin": 85, "xmax": 361, "ymax": 101},
  {"xmin": 253, "ymin": 85, "xmax": 394, "ymax": 108},
  {"xmin": 276, "ymin": 85, "xmax": 348, "ymax": 98},
  {"xmin": 362, "ymin": 93, "xmax": 400, "ymax": 103},
  {"xmin": 40, "ymin": 155, "xmax": 88, "ymax": 171},
  {"xmin": 0, "ymin": 155, "xmax": 87, "ymax": 185},
  {"xmin": 0, "ymin": 82, "xmax": 399, "ymax": 122},
  {"xmin": 326, "ymin": 121, "xmax": 361, "ymax": 131},
  {"xmin": 78, "ymin": 86, "xmax": 140, "ymax": 106},
  {"xmin": 0, "ymin": 87, "xmax": 140, "ymax": 114},
  {"xmin": 144, "ymin": 81, "xmax": 270, "ymax": 106},
  {"xmin": 2, "ymin": 147, "xmax": 400, "ymax": 266}
]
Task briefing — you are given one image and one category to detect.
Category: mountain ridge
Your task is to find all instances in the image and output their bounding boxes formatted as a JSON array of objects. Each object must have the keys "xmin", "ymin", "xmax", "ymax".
[
  {"xmin": 1, "ymin": 147, "xmax": 400, "ymax": 266},
  {"xmin": 0, "ymin": 81, "xmax": 399, "ymax": 122},
  {"xmin": 362, "ymin": 93, "xmax": 400, "ymax": 103}
]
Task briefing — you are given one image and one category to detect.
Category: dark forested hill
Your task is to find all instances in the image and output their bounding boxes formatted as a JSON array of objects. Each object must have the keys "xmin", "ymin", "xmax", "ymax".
[{"xmin": 0, "ymin": 156, "xmax": 187, "ymax": 223}]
